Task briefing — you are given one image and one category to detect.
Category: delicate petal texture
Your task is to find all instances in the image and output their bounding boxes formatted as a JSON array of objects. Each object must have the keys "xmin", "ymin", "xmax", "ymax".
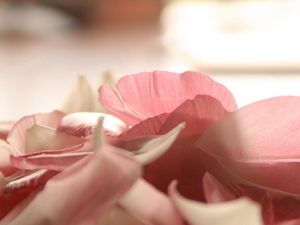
[
  {"xmin": 98, "ymin": 207, "xmax": 145, "ymax": 225},
  {"xmin": 10, "ymin": 151, "xmax": 90, "ymax": 171},
  {"xmin": 60, "ymin": 76, "xmax": 101, "ymax": 114},
  {"xmin": 7, "ymin": 111, "xmax": 65, "ymax": 155},
  {"xmin": 197, "ymin": 96, "xmax": 300, "ymax": 195},
  {"xmin": 58, "ymin": 112, "xmax": 127, "ymax": 137},
  {"xmin": 169, "ymin": 182, "xmax": 263, "ymax": 225},
  {"xmin": 120, "ymin": 114, "xmax": 169, "ymax": 140},
  {"xmin": 122, "ymin": 95, "xmax": 228, "ymax": 139},
  {"xmin": 119, "ymin": 179, "xmax": 183, "ymax": 225},
  {"xmin": 99, "ymin": 71, "xmax": 237, "ymax": 125},
  {"xmin": 143, "ymin": 142, "xmax": 206, "ymax": 201},
  {"xmin": 0, "ymin": 170, "xmax": 58, "ymax": 220},
  {"xmin": 159, "ymin": 95, "xmax": 228, "ymax": 137},
  {"xmin": 0, "ymin": 140, "xmax": 15, "ymax": 176},
  {"xmin": 3, "ymin": 146, "xmax": 141, "ymax": 225},
  {"xmin": 133, "ymin": 123, "xmax": 185, "ymax": 165},
  {"xmin": 203, "ymin": 170, "xmax": 300, "ymax": 223},
  {"xmin": 0, "ymin": 121, "xmax": 14, "ymax": 140},
  {"xmin": 203, "ymin": 173, "xmax": 236, "ymax": 203},
  {"xmin": 25, "ymin": 125, "xmax": 84, "ymax": 154}
]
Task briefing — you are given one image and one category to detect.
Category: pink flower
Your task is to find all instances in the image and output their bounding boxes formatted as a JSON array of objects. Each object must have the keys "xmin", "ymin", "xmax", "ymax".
[
  {"xmin": 98, "ymin": 71, "xmax": 300, "ymax": 224},
  {"xmin": 197, "ymin": 96, "xmax": 300, "ymax": 224},
  {"xmin": 0, "ymin": 108, "xmax": 185, "ymax": 225},
  {"xmin": 99, "ymin": 71, "xmax": 237, "ymax": 200},
  {"xmin": 3, "ymin": 71, "xmax": 298, "ymax": 225}
]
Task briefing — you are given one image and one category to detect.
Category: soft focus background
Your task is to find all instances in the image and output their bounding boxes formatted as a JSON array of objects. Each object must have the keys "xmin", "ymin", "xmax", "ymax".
[{"xmin": 1, "ymin": 0, "xmax": 300, "ymax": 120}]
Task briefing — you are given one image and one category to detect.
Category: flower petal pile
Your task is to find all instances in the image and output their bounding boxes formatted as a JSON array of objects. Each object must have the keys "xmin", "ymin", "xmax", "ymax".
[{"xmin": 1, "ymin": 71, "xmax": 299, "ymax": 225}]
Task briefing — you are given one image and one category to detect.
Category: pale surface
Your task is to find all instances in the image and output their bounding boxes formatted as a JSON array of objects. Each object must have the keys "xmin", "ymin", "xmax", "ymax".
[{"xmin": 1, "ymin": 24, "xmax": 300, "ymax": 120}]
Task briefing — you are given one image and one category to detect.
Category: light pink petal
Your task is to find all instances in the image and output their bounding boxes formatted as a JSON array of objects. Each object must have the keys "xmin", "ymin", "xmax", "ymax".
[
  {"xmin": 0, "ymin": 121, "xmax": 14, "ymax": 140},
  {"xmin": 60, "ymin": 76, "xmax": 102, "ymax": 114},
  {"xmin": 25, "ymin": 125, "xmax": 84, "ymax": 154},
  {"xmin": 120, "ymin": 114, "xmax": 169, "ymax": 140},
  {"xmin": 98, "ymin": 206, "xmax": 145, "ymax": 225},
  {"xmin": 203, "ymin": 173, "xmax": 236, "ymax": 203},
  {"xmin": 10, "ymin": 151, "xmax": 90, "ymax": 171},
  {"xmin": 0, "ymin": 140, "xmax": 16, "ymax": 176},
  {"xmin": 7, "ymin": 111, "xmax": 65, "ymax": 154},
  {"xmin": 4, "ymin": 146, "xmax": 141, "ymax": 225},
  {"xmin": 58, "ymin": 112, "xmax": 127, "ymax": 137},
  {"xmin": 99, "ymin": 71, "xmax": 237, "ymax": 125},
  {"xmin": 133, "ymin": 123, "xmax": 185, "ymax": 165},
  {"xmin": 197, "ymin": 96, "xmax": 300, "ymax": 195},
  {"xmin": 160, "ymin": 95, "xmax": 229, "ymax": 137},
  {"xmin": 119, "ymin": 179, "xmax": 183, "ymax": 225},
  {"xmin": 0, "ymin": 169, "xmax": 57, "ymax": 220},
  {"xmin": 169, "ymin": 182, "xmax": 263, "ymax": 225}
]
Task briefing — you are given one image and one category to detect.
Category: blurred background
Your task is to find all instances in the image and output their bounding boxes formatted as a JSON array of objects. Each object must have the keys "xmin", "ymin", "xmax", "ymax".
[{"xmin": 1, "ymin": 0, "xmax": 300, "ymax": 119}]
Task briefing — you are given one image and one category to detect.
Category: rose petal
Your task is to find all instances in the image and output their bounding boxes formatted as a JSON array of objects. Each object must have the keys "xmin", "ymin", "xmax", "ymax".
[
  {"xmin": 119, "ymin": 179, "xmax": 183, "ymax": 225},
  {"xmin": 11, "ymin": 151, "xmax": 90, "ymax": 171},
  {"xmin": 197, "ymin": 96, "xmax": 300, "ymax": 195},
  {"xmin": 60, "ymin": 76, "xmax": 101, "ymax": 114},
  {"xmin": 4, "ymin": 146, "xmax": 141, "ymax": 225},
  {"xmin": 0, "ymin": 169, "xmax": 57, "ymax": 220},
  {"xmin": 169, "ymin": 182, "xmax": 263, "ymax": 225},
  {"xmin": 25, "ymin": 125, "xmax": 84, "ymax": 154},
  {"xmin": 203, "ymin": 173, "xmax": 236, "ymax": 203},
  {"xmin": 0, "ymin": 140, "xmax": 16, "ymax": 176},
  {"xmin": 7, "ymin": 111, "xmax": 65, "ymax": 155},
  {"xmin": 98, "ymin": 206, "xmax": 145, "ymax": 225},
  {"xmin": 203, "ymin": 172, "xmax": 300, "ymax": 223},
  {"xmin": 159, "ymin": 95, "xmax": 228, "ymax": 137},
  {"xmin": 120, "ymin": 114, "xmax": 169, "ymax": 140},
  {"xmin": 133, "ymin": 123, "xmax": 185, "ymax": 165},
  {"xmin": 99, "ymin": 71, "xmax": 237, "ymax": 126},
  {"xmin": 58, "ymin": 112, "xmax": 127, "ymax": 137},
  {"xmin": 10, "ymin": 118, "xmax": 104, "ymax": 171}
]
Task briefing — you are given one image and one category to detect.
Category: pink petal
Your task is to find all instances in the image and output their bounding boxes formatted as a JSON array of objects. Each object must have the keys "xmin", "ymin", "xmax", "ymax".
[
  {"xmin": 203, "ymin": 173, "xmax": 300, "ymax": 224},
  {"xmin": 98, "ymin": 206, "xmax": 145, "ymax": 225},
  {"xmin": 10, "ymin": 151, "xmax": 90, "ymax": 171},
  {"xmin": 203, "ymin": 173, "xmax": 236, "ymax": 203},
  {"xmin": 0, "ymin": 169, "xmax": 57, "ymax": 220},
  {"xmin": 25, "ymin": 125, "xmax": 84, "ymax": 154},
  {"xmin": 58, "ymin": 112, "xmax": 127, "ymax": 137},
  {"xmin": 197, "ymin": 96, "xmax": 300, "ymax": 195},
  {"xmin": 99, "ymin": 71, "xmax": 237, "ymax": 125},
  {"xmin": 169, "ymin": 182, "xmax": 263, "ymax": 225},
  {"xmin": 7, "ymin": 111, "xmax": 65, "ymax": 154},
  {"xmin": 159, "ymin": 95, "xmax": 229, "ymax": 137},
  {"xmin": 0, "ymin": 140, "xmax": 16, "ymax": 176},
  {"xmin": 143, "ymin": 142, "xmax": 206, "ymax": 201},
  {"xmin": 3, "ymin": 146, "xmax": 141, "ymax": 225},
  {"xmin": 120, "ymin": 113, "xmax": 169, "ymax": 140},
  {"xmin": 119, "ymin": 179, "xmax": 183, "ymax": 225},
  {"xmin": 0, "ymin": 121, "xmax": 14, "ymax": 140},
  {"xmin": 133, "ymin": 123, "xmax": 185, "ymax": 165}
]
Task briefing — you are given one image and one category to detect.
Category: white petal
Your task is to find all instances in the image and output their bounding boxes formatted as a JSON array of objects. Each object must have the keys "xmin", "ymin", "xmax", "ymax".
[
  {"xmin": 170, "ymin": 182, "xmax": 263, "ymax": 225},
  {"xmin": 119, "ymin": 179, "xmax": 183, "ymax": 225},
  {"xmin": 59, "ymin": 112, "xmax": 127, "ymax": 136},
  {"xmin": 60, "ymin": 76, "xmax": 101, "ymax": 114},
  {"xmin": 134, "ymin": 123, "xmax": 185, "ymax": 165}
]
